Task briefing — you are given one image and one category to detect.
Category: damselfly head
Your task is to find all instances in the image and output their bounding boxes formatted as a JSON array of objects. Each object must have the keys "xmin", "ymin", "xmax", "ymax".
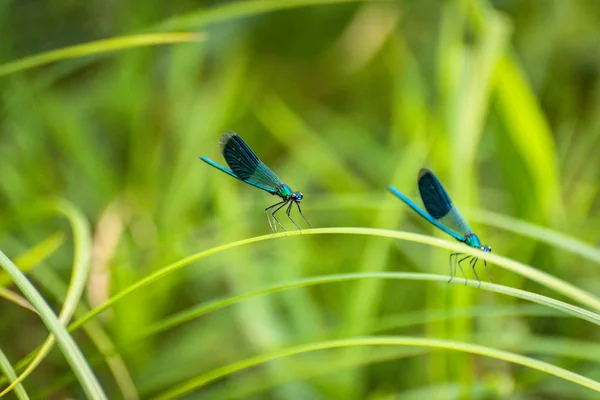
[
  {"xmin": 292, "ymin": 192, "xmax": 303, "ymax": 202},
  {"xmin": 480, "ymin": 245, "xmax": 491, "ymax": 252}
]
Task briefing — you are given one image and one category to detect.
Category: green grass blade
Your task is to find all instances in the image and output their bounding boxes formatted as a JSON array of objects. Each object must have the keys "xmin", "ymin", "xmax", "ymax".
[
  {"xmin": 134, "ymin": 273, "xmax": 600, "ymax": 344},
  {"xmin": 213, "ymin": 347, "xmax": 429, "ymax": 400},
  {"xmin": 0, "ymin": 231, "xmax": 65, "ymax": 315},
  {"xmin": 372, "ymin": 304, "xmax": 562, "ymax": 333},
  {"xmin": 0, "ymin": 199, "xmax": 106, "ymax": 399},
  {"xmin": 157, "ymin": 0, "xmax": 378, "ymax": 31},
  {"xmin": 0, "ymin": 33, "xmax": 205, "ymax": 77},
  {"xmin": 493, "ymin": 54, "xmax": 563, "ymax": 220},
  {"xmin": 0, "ymin": 348, "xmax": 29, "ymax": 400},
  {"xmin": 314, "ymin": 197, "xmax": 600, "ymax": 265},
  {"xmin": 472, "ymin": 209, "xmax": 600, "ymax": 264},
  {"xmin": 0, "ymin": 287, "xmax": 36, "ymax": 314},
  {"xmin": 153, "ymin": 336, "xmax": 600, "ymax": 398},
  {"xmin": 0, "ymin": 232, "xmax": 66, "ymax": 287},
  {"xmin": 31, "ymin": 268, "xmax": 139, "ymax": 400},
  {"xmin": 0, "ymin": 251, "xmax": 105, "ymax": 399},
  {"xmin": 71, "ymin": 227, "xmax": 600, "ymax": 332}
]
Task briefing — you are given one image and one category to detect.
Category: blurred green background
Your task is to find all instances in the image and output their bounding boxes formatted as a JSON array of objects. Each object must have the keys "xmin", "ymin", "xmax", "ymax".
[{"xmin": 1, "ymin": 0, "xmax": 600, "ymax": 398}]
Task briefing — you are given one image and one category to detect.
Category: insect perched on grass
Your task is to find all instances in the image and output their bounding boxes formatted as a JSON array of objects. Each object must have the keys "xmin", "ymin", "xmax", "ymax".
[
  {"xmin": 200, "ymin": 131, "xmax": 311, "ymax": 232},
  {"xmin": 388, "ymin": 168, "xmax": 492, "ymax": 286}
]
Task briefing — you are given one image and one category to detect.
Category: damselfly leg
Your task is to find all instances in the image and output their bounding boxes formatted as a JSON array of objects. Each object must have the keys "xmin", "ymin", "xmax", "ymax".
[
  {"xmin": 296, "ymin": 202, "xmax": 311, "ymax": 228},
  {"xmin": 265, "ymin": 200, "xmax": 288, "ymax": 233},
  {"xmin": 285, "ymin": 201, "xmax": 301, "ymax": 230},
  {"xmin": 469, "ymin": 257, "xmax": 481, "ymax": 287}
]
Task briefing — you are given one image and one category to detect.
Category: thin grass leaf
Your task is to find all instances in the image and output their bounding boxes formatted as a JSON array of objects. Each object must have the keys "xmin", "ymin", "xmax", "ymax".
[
  {"xmin": 133, "ymin": 273, "xmax": 600, "ymax": 344},
  {"xmin": 31, "ymin": 268, "xmax": 139, "ymax": 400},
  {"xmin": 372, "ymin": 304, "xmax": 563, "ymax": 333},
  {"xmin": 472, "ymin": 209, "xmax": 600, "ymax": 264},
  {"xmin": 0, "ymin": 348, "xmax": 29, "ymax": 400},
  {"xmin": 35, "ymin": 297, "xmax": 584, "ymax": 399},
  {"xmin": 156, "ymin": 0, "xmax": 379, "ymax": 31},
  {"xmin": 153, "ymin": 336, "xmax": 600, "ymax": 398},
  {"xmin": 203, "ymin": 347, "xmax": 429, "ymax": 400},
  {"xmin": 0, "ymin": 199, "xmax": 106, "ymax": 399},
  {"xmin": 0, "ymin": 287, "xmax": 37, "ymax": 314},
  {"xmin": 0, "ymin": 251, "xmax": 105, "ymax": 399},
  {"xmin": 0, "ymin": 231, "xmax": 66, "ymax": 288},
  {"xmin": 312, "ymin": 197, "xmax": 600, "ymax": 265},
  {"xmin": 71, "ymin": 228, "xmax": 600, "ymax": 332},
  {"xmin": 0, "ymin": 33, "xmax": 205, "ymax": 77},
  {"xmin": 493, "ymin": 54, "xmax": 563, "ymax": 220}
]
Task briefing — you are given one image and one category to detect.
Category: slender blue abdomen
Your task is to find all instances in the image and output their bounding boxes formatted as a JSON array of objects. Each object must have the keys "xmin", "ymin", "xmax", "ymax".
[
  {"xmin": 388, "ymin": 186, "xmax": 465, "ymax": 241},
  {"xmin": 200, "ymin": 156, "xmax": 239, "ymax": 179}
]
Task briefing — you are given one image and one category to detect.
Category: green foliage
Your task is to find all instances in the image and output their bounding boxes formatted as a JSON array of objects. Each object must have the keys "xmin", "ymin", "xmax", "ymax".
[{"xmin": 1, "ymin": 0, "xmax": 600, "ymax": 398}]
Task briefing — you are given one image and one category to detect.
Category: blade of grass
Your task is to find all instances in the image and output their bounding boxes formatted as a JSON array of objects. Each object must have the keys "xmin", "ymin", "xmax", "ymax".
[
  {"xmin": 199, "ymin": 347, "xmax": 430, "ymax": 400},
  {"xmin": 0, "ymin": 231, "xmax": 66, "ymax": 287},
  {"xmin": 0, "ymin": 250, "xmax": 105, "ymax": 399},
  {"xmin": 310, "ymin": 197, "xmax": 600, "ymax": 266},
  {"xmin": 70, "ymin": 227, "xmax": 600, "ymax": 332},
  {"xmin": 133, "ymin": 273, "xmax": 600, "ymax": 344},
  {"xmin": 31, "ymin": 268, "xmax": 139, "ymax": 400},
  {"xmin": 0, "ymin": 199, "xmax": 106, "ymax": 399},
  {"xmin": 0, "ymin": 33, "xmax": 205, "ymax": 77},
  {"xmin": 153, "ymin": 336, "xmax": 600, "ymax": 398},
  {"xmin": 24, "ymin": 0, "xmax": 372, "ymax": 88},
  {"xmin": 0, "ymin": 231, "xmax": 65, "ymax": 314},
  {"xmin": 372, "ymin": 304, "xmax": 563, "ymax": 333},
  {"xmin": 472, "ymin": 209, "xmax": 600, "ymax": 264},
  {"xmin": 0, "ymin": 348, "xmax": 29, "ymax": 400},
  {"xmin": 0, "ymin": 287, "xmax": 36, "ymax": 314},
  {"xmin": 156, "ymin": 0, "xmax": 379, "ymax": 31},
  {"xmin": 493, "ymin": 53, "xmax": 563, "ymax": 221},
  {"xmin": 437, "ymin": 5, "xmax": 510, "ymax": 387},
  {"xmin": 38, "ymin": 292, "xmax": 584, "ymax": 399}
]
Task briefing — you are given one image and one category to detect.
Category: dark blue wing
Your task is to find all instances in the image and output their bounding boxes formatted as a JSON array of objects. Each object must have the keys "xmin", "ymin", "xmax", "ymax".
[
  {"xmin": 417, "ymin": 168, "xmax": 473, "ymax": 236},
  {"xmin": 220, "ymin": 131, "xmax": 283, "ymax": 193},
  {"xmin": 417, "ymin": 168, "xmax": 453, "ymax": 218}
]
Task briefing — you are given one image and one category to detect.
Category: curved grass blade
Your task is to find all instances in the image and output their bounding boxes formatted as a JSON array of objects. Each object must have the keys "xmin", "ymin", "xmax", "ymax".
[
  {"xmin": 132, "ymin": 273, "xmax": 600, "ymax": 347},
  {"xmin": 0, "ymin": 231, "xmax": 66, "ymax": 287},
  {"xmin": 70, "ymin": 227, "xmax": 600, "ymax": 332},
  {"xmin": 0, "ymin": 251, "xmax": 105, "ymax": 399},
  {"xmin": 0, "ymin": 232, "xmax": 66, "ymax": 315},
  {"xmin": 493, "ymin": 54, "xmax": 563, "ymax": 220},
  {"xmin": 221, "ymin": 347, "xmax": 428, "ymax": 400},
  {"xmin": 32, "ymin": 269, "xmax": 139, "ymax": 400},
  {"xmin": 472, "ymin": 209, "xmax": 600, "ymax": 265},
  {"xmin": 0, "ymin": 287, "xmax": 37, "ymax": 314},
  {"xmin": 0, "ymin": 33, "xmax": 205, "ymax": 78},
  {"xmin": 0, "ymin": 348, "xmax": 29, "ymax": 400},
  {"xmin": 38, "ymin": 289, "xmax": 587, "ymax": 398},
  {"xmin": 153, "ymin": 336, "xmax": 600, "ymax": 398},
  {"xmin": 0, "ymin": 199, "xmax": 106, "ymax": 399},
  {"xmin": 156, "ymin": 0, "xmax": 377, "ymax": 31},
  {"xmin": 310, "ymin": 197, "xmax": 600, "ymax": 266}
]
